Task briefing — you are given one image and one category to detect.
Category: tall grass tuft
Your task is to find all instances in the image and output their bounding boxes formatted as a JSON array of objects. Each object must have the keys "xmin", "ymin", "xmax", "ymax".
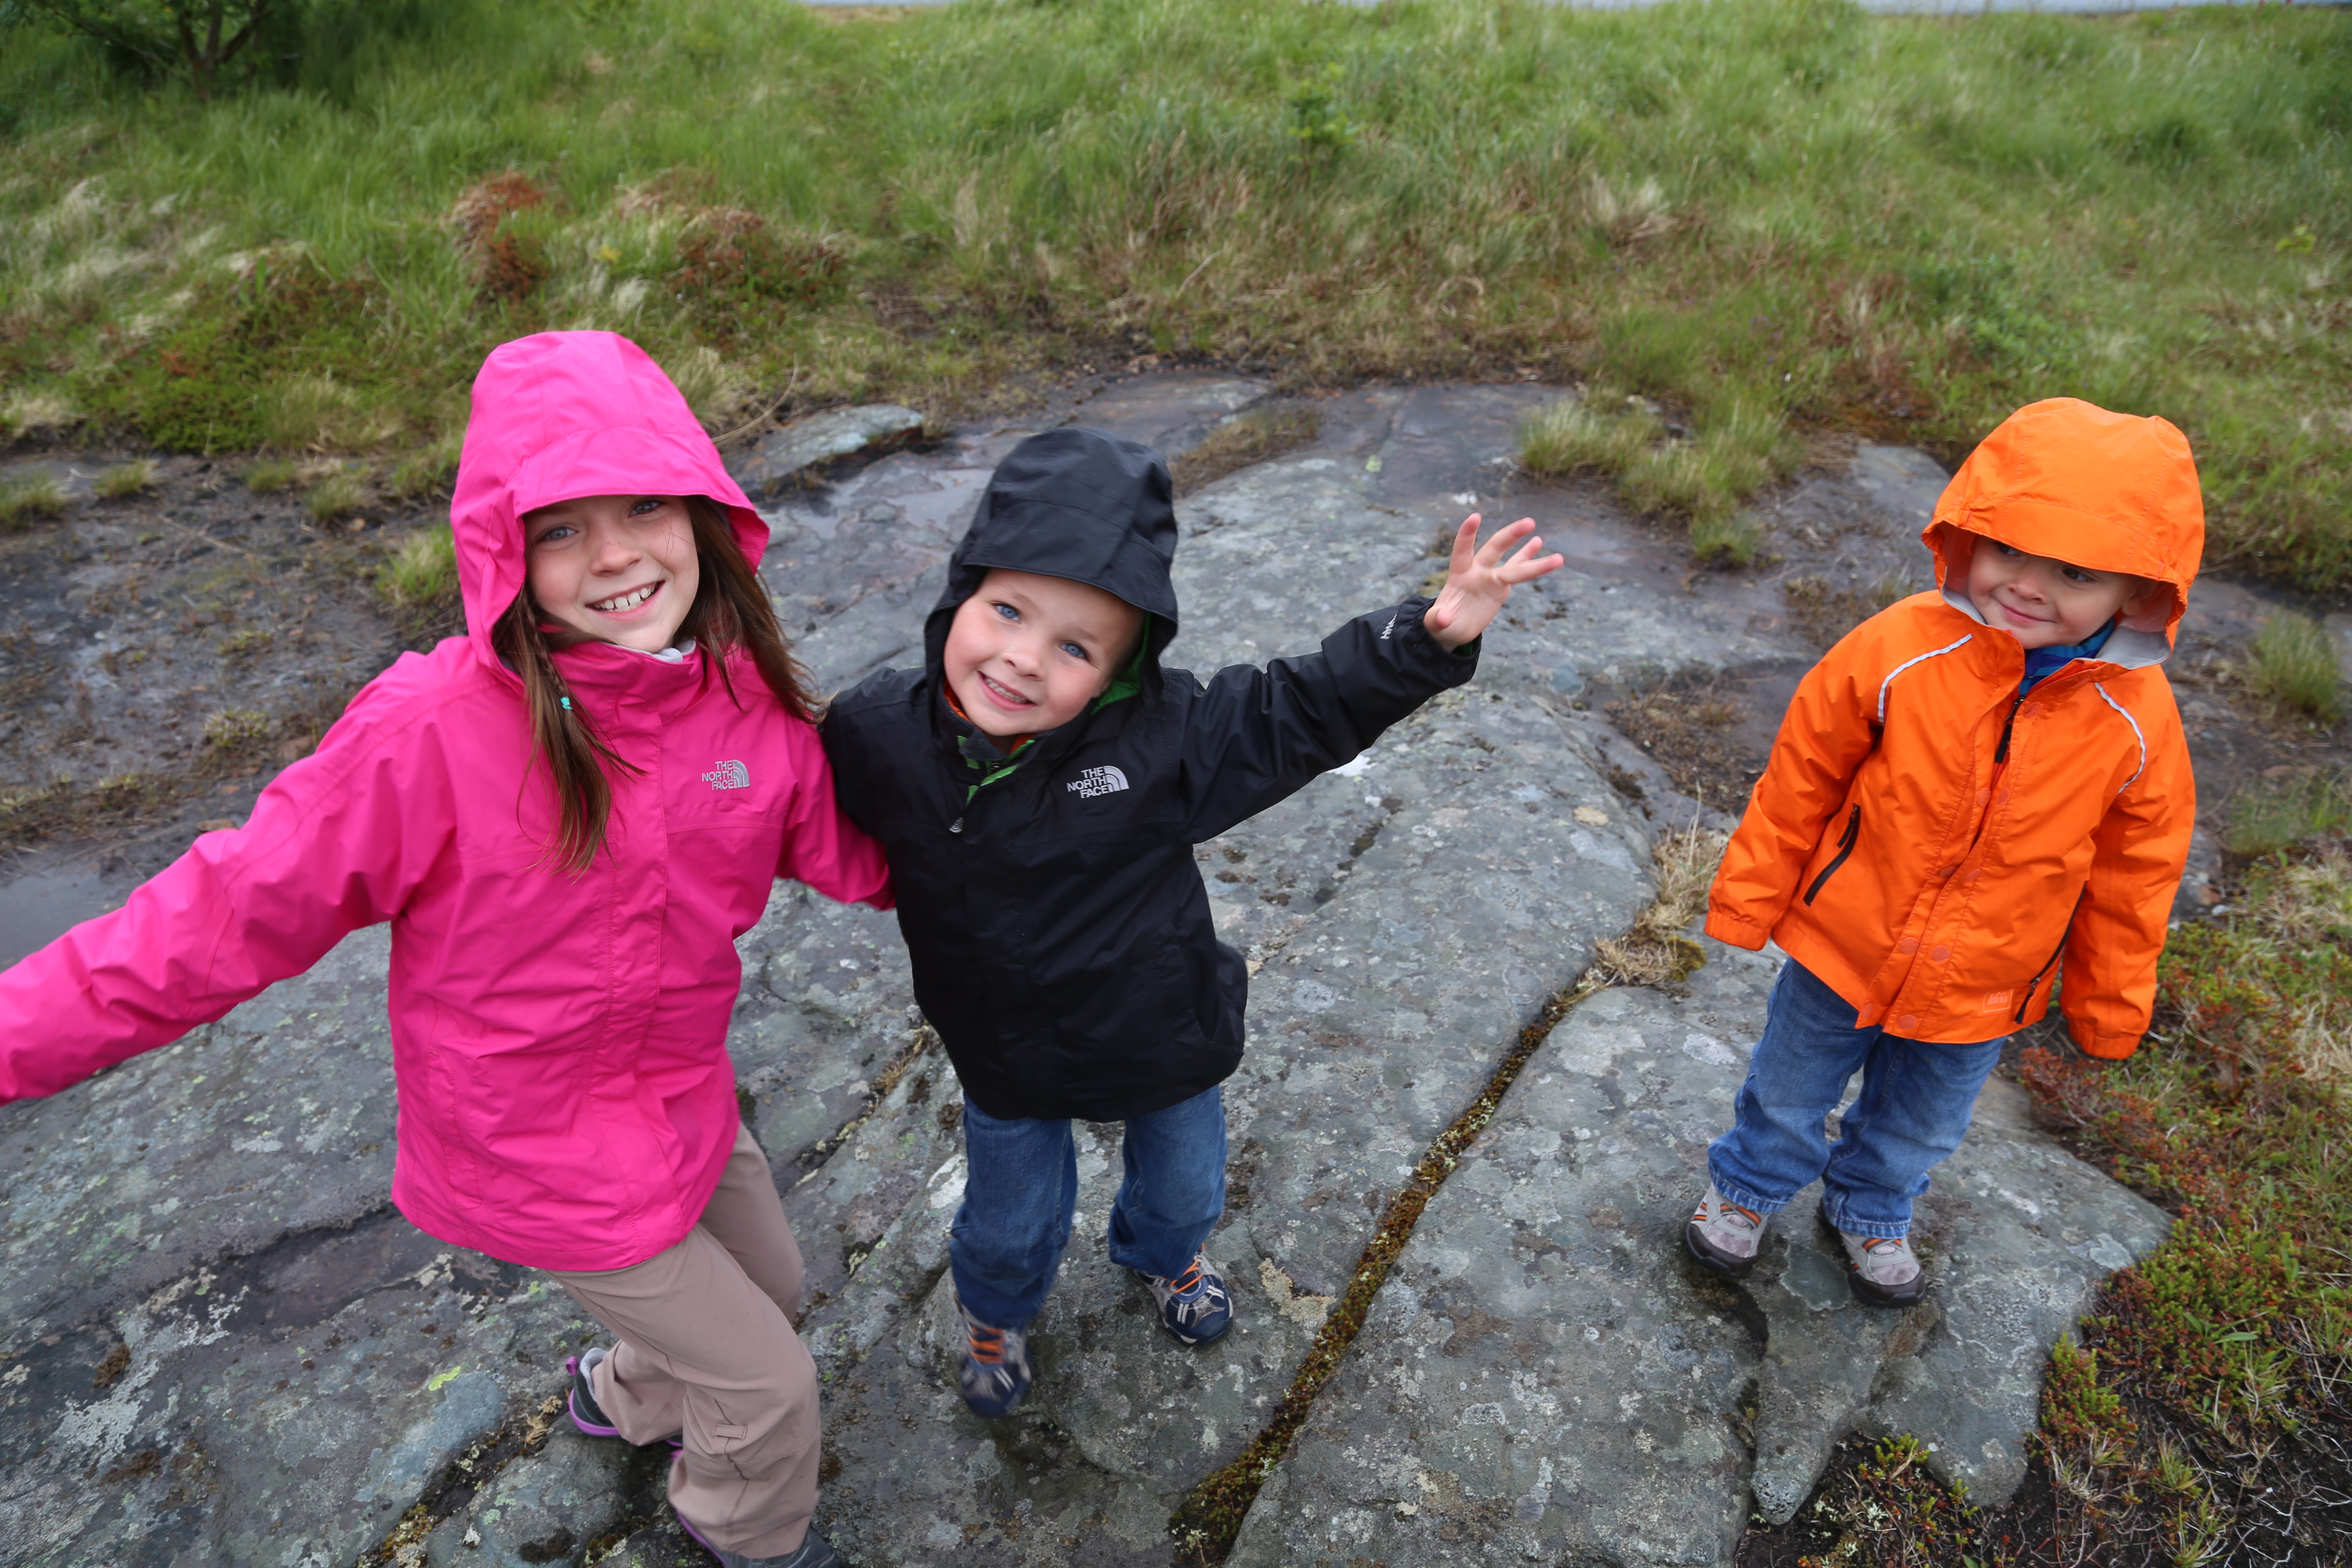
[
  {"xmin": 305, "ymin": 468, "xmax": 371, "ymax": 523},
  {"xmin": 378, "ymin": 526, "xmax": 459, "ymax": 615},
  {"xmin": 0, "ymin": 475, "xmax": 67, "ymax": 527},
  {"xmin": 2245, "ymin": 610, "xmax": 2344, "ymax": 724},
  {"xmin": 92, "ymin": 459, "xmax": 157, "ymax": 499},
  {"xmin": 2226, "ymin": 770, "xmax": 2350, "ymax": 859}
]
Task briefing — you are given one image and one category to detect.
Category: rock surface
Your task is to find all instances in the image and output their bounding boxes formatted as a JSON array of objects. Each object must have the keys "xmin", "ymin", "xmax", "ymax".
[
  {"xmin": 0, "ymin": 374, "xmax": 2175, "ymax": 1568},
  {"xmin": 729, "ymin": 405, "xmax": 927, "ymax": 500}
]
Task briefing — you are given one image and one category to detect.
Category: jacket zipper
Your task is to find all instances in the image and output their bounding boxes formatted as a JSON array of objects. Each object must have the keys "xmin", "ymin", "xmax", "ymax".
[
  {"xmin": 1803, "ymin": 805, "xmax": 1862, "ymax": 905},
  {"xmin": 1993, "ymin": 689, "xmax": 2026, "ymax": 764},
  {"xmin": 2013, "ymin": 891, "xmax": 2085, "ymax": 1024}
]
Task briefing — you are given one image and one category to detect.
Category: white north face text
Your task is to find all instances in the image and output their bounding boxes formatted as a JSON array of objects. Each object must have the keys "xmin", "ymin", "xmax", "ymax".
[
  {"xmin": 701, "ymin": 760, "xmax": 751, "ymax": 790},
  {"xmin": 1067, "ymin": 765, "xmax": 1130, "ymax": 798}
]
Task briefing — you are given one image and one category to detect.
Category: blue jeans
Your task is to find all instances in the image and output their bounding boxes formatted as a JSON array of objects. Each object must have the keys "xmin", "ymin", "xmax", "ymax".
[
  {"xmin": 1708, "ymin": 960, "xmax": 2005, "ymax": 1240},
  {"xmin": 949, "ymin": 1085, "xmax": 1228, "ymax": 1329}
]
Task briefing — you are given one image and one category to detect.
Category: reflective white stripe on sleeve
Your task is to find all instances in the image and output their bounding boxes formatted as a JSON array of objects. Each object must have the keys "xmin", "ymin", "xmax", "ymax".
[
  {"xmin": 1876, "ymin": 634, "xmax": 1975, "ymax": 725},
  {"xmin": 2092, "ymin": 683, "xmax": 2147, "ymax": 793}
]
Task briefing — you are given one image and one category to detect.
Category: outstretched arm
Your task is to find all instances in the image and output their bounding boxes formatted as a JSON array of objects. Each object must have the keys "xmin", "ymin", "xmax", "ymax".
[{"xmin": 1424, "ymin": 514, "xmax": 1565, "ymax": 651}]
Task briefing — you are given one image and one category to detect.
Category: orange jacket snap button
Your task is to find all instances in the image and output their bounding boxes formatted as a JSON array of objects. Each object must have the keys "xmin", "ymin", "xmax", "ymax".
[
  {"xmin": 1896, "ymin": 1014, "xmax": 1919, "ymax": 1032},
  {"xmin": 1931, "ymin": 945, "xmax": 1951, "ymax": 962},
  {"xmin": 1897, "ymin": 937, "xmax": 1919, "ymax": 954}
]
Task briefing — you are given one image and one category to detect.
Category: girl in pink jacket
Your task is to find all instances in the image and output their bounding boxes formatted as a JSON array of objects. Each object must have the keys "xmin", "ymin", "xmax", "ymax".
[{"xmin": 0, "ymin": 332, "xmax": 888, "ymax": 1568}]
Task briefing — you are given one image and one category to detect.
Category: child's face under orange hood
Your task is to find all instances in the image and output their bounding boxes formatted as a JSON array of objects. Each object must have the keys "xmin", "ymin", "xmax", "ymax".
[{"xmin": 1963, "ymin": 539, "xmax": 2157, "ymax": 650}]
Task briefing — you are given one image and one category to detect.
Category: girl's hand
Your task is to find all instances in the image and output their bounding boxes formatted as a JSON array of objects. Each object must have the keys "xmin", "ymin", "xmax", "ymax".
[{"xmin": 1424, "ymin": 514, "xmax": 1565, "ymax": 651}]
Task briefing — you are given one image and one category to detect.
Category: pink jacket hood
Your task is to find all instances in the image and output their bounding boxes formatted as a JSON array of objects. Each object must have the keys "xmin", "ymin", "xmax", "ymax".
[
  {"xmin": 452, "ymin": 330, "xmax": 768, "ymax": 652},
  {"xmin": 0, "ymin": 333, "xmax": 891, "ymax": 1271}
]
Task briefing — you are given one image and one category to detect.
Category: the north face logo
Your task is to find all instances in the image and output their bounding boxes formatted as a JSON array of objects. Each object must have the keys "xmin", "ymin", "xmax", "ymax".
[
  {"xmin": 1066, "ymin": 765, "xmax": 1130, "ymax": 798},
  {"xmin": 701, "ymin": 760, "xmax": 751, "ymax": 791}
]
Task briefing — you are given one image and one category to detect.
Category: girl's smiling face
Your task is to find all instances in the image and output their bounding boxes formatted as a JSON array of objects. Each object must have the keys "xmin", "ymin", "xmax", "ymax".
[
  {"xmin": 943, "ymin": 569, "xmax": 1142, "ymax": 738},
  {"xmin": 1964, "ymin": 539, "xmax": 2153, "ymax": 651},
  {"xmin": 523, "ymin": 493, "xmax": 700, "ymax": 652}
]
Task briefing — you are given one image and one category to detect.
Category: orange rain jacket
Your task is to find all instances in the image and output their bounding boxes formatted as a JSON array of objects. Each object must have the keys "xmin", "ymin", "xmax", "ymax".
[{"xmin": 1706, "ymin": 399, "xmax": 2203, "ymax": 1058}]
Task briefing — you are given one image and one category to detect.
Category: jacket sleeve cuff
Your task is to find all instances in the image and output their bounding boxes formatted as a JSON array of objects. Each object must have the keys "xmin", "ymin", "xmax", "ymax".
[
  {"xmin": 1703, "ymin": 910, "xmax": 1770, "ymax": 951},
  {"xmin": 1389, "ymin": 597, "xmax": 1480, "ymax": 686},
  {"xmin": 2068, "ymin": 1021, "xmax": 2141, "ymax": 1060}
]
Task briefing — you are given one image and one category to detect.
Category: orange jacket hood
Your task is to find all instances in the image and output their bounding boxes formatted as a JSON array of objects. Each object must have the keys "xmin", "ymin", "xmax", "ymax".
[{"xmin": 1924, "ymin": 397, "xmax": 2203, "ymax": 668}]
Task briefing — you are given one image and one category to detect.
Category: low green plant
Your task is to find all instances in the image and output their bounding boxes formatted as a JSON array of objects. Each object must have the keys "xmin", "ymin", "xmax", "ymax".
[
  {"xmin": 2244, "ymin": 609, "xmax": 2344, "ymax": 724},
  {"xmin": 377, "ymin": 525, "xmax": 458, "ymax": 612},
  {"xmin": 0, "ymin": 475, "xmax": 67, "ymax": 527},
  {"xmin": 1517, "ymin": 398, "xmax": 1661, "ymax": 480},
  {"xmin": 199, "ymin": 706, "xmax": 272, "ymax": 752},
  {"xmin": 304, "ymin": 468, "xmax": 370, "ymax": 523},
  {"xmin": 2224, "ymin": 770, "xmax": 2350, "ymax": 858},
  {"xmin": 92, "ymin": 459, "xmax": 157, "ymax": 499},
  {"xmin": 242, "ymin": 457, "xmax": 297, "ymax": 493}
]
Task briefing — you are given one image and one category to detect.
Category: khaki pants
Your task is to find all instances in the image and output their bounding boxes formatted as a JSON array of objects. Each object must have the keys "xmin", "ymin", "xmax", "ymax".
[{"xmin": 551, "ymin": 1125, "xmax": 819, "ymax": 1559}]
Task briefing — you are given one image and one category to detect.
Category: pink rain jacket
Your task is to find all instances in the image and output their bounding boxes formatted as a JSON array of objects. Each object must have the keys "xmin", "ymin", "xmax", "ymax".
[{"xmin": 0, "ymin": 332, "xmax": 891, "ymax": 1271}]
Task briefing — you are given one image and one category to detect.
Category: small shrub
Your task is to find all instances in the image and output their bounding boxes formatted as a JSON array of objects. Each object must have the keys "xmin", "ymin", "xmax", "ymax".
[
  {"xmin": 665, "ymin": 208, "xmax": 847, "ymax": 319},
  {"xmin": 243, "ymin": 456, "xmax": 297, "ymax": 493},
  {"xmin": 201, "ymin": 707, "xmax": 273, "ymax": 753},
  {"xmin": 2225, "ymin": 770, "xmax": 2350, "ymax": 858},
  {"xmin": 0, "ymin": 476, "xmax": 68, "ymax": 527},
  {"xmin": 305, "ymin": 468, "xmax": 371, "ymax": 522},
  {"xmin": 1286, "ymin": 62, "xmax": 1360, "ymax": 158},
  {"xmin": 2245, "ymin": 609, "xmax": 2343, "ymax": 723},
  {"xmin": 92, "ymin": 459, "xmax": 157, "ymax": 499},
  {"xmin": 378, "ymin": 526, "xmax": 459, "ymax": 612},
  {"xmin": 2, "ymin": 391, "xmax": 78, "ymax": 441}
]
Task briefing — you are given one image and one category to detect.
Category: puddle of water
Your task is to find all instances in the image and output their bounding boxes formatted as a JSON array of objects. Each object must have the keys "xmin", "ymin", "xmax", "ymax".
[{"xmin": 0, "ymin": 869, "xmax": 126, "ymax": 969}]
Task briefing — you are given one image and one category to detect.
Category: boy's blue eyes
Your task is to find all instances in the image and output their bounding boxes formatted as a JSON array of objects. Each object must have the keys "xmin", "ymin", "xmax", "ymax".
[{"xmin": 986, "ymin": 602, "xmax": 1090, "ymax": 659}]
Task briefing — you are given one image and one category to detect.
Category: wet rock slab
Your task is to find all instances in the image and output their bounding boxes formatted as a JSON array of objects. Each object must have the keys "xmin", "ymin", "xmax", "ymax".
[{"xmin": 1230, "ymin": 942, "xmax": 2168, "ymax": 1568}]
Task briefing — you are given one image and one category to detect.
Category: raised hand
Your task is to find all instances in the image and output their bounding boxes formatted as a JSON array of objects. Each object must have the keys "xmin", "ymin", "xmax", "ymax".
[{"xmin": 1424, "ymin": 514, "xmax": 1565, "ymax": 651}]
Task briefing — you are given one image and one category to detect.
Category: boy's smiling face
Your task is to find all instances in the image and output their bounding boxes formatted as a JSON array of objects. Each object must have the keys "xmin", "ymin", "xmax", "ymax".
[
  {"xmin": 943, "ymin": 568, "xmax": 1143, "ymax": 738},
  {"xmin": 1964, "ymin": 539, "xmax": 2154, "ymax": 651}
]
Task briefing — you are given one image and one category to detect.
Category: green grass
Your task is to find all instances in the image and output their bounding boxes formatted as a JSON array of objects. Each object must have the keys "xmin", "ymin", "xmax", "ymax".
[
  {"xmin": 303, "ymin": 466, "xmax": 369, "ymax": 522},
  {"xmin": 241, "ymin": 456, "xmax": 297, "ymax": 493},
  {"xmin": 0, "ymin": 474, "xmax": 66, "ymax": 527},
  {"xmin": 2225, "ymin": 768, "xmax": 2350, "ymax": 858},
  {"xmin": 2245, "ymin": 609, "xmax": 2346, "ymax": 724},
  {"xmin": 377, "ymin": 524, "xmax": 457, "ymax": 613},
  {"xmin": 1, "ymin": 0, "xmax": 2349, "ymax": 583},
  {"xmin": 91, "ymin": 457, "xmax": 155, "ymax": 498}
]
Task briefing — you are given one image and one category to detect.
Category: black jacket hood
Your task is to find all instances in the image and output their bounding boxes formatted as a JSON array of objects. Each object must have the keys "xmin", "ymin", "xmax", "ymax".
[{"xmin": 923, "ymin": 428, "xmax": 1182, "ymax": 683}]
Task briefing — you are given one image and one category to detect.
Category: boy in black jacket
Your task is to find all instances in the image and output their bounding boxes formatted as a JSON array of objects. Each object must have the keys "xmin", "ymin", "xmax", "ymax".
[{"xmin": 820, "ymin": 428, "xmax": 1558, "ymax": 1418}]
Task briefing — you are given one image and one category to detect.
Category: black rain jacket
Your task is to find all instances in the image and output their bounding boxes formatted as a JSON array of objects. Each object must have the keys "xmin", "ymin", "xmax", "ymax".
[{"xmin": 818, "ymin": 428, "xmax": 1477, "ymax": 1122}]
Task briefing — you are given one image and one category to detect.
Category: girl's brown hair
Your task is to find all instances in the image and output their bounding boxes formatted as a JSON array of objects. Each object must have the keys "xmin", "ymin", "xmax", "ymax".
[{"xmin": 491, "ymin": 496, "xmax": 816, "ymax": 872}]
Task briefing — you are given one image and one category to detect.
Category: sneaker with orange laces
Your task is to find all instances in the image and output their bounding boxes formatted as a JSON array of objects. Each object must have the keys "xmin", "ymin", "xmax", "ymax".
[
  {"xmin": 955, "ymin": 1295, "xmax": 1031, "ymax": 1419},
  {"xmin": 1684, "ymin": 1183, "xmax": 1768, "ymax": 1279},
  {"xmin": 1136, "ymin": 1252, "xmax": 1233, "ymax": 1346}
]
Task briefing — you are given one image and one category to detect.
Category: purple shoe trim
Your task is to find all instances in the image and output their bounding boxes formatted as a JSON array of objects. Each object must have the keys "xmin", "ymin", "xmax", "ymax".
[{"xmin": 565, "ymin": 1354, "xmax": 624, "ymax": 1440}]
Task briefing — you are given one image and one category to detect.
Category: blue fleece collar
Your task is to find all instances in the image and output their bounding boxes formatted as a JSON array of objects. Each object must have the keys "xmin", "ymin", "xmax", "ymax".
[{"xmin": 2019, "ymin": 618, "xmax": 2115, "ymax": 694}]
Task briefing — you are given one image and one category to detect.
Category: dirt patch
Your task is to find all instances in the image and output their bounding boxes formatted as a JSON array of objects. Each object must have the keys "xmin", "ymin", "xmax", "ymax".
[
  {"xmin": 0, "ymin": 449, "xmax": 440, "ymax": 899},
  {"xmin": 1169, "ymin": 402, "xmax": 1320, "ymax": 497}
]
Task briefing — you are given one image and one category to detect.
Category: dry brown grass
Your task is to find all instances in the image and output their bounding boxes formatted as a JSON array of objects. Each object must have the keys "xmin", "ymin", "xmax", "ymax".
[
  {"xmin": 1169, "ymin": 404, "xmax": 1321, "ymax": 498},
  {"xmin": 1592, "ymin": 825, "xmax": 1728, "ymax": 987}
]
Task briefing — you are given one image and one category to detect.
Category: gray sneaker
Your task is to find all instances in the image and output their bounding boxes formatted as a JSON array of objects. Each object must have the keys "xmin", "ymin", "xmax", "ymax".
[
  {"xmin": 1684, "ymin": 1182, "xmax": 1768, "ymax": 1279},
  {"xmin": 1827, "ymin": 1218, "xmax": 1925, "ymax": 1308},
  {"xmin": 674, "ymin": 1509, "xmax": 843, "ymax": 1568}
]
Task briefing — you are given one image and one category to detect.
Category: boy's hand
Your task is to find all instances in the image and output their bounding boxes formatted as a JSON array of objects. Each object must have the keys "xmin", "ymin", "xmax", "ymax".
[{"xmin": 1424, "ymin": 514, "xmax": 1565, "ymax": 651}]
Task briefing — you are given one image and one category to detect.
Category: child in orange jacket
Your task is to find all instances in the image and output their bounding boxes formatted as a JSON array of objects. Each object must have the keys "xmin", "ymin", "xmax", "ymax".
[{"xmin": 1686, "ymin": 398, "xmax": 2200, "ymax": 1307}]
